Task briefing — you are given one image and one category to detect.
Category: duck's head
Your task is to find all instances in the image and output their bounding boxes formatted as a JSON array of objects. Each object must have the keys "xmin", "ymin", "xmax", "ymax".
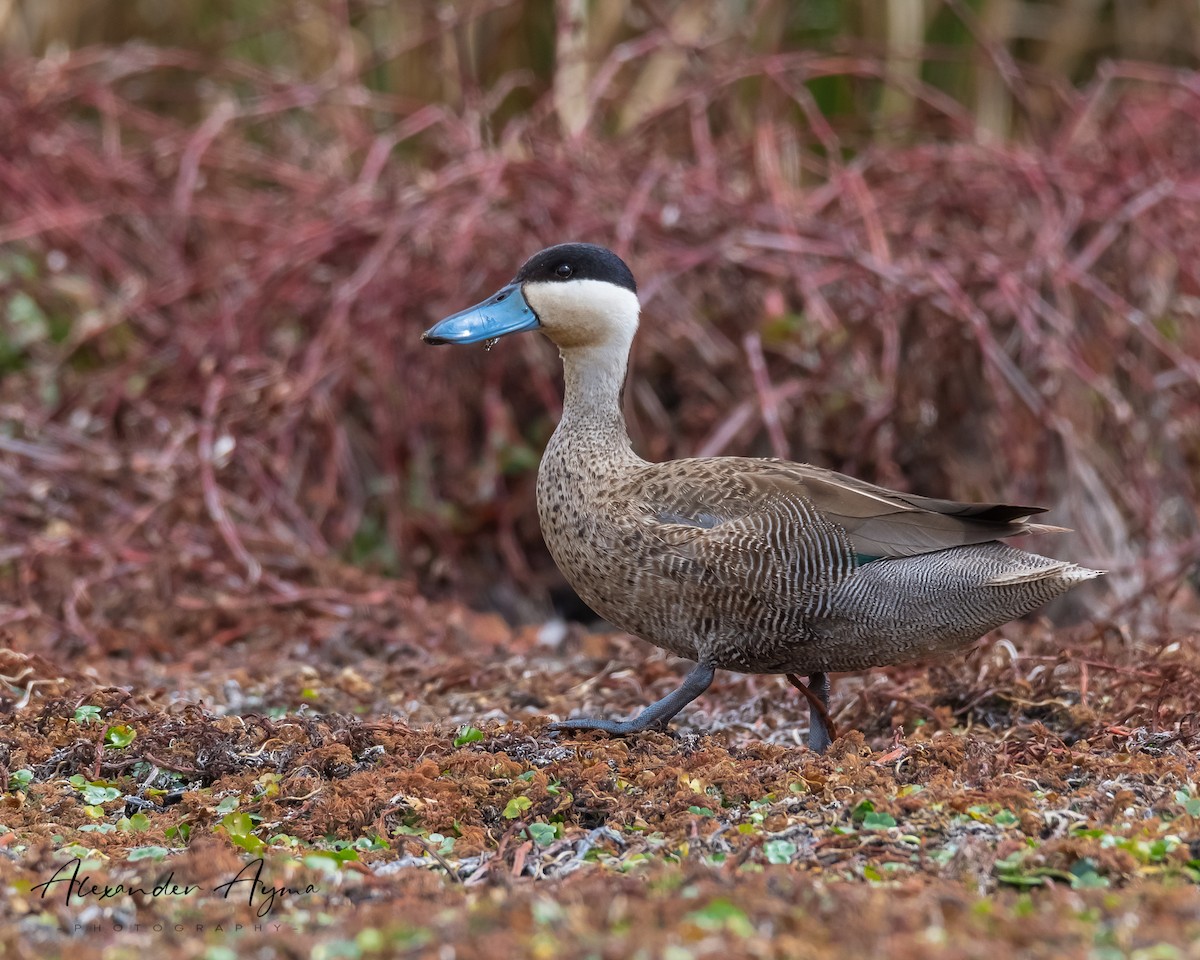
[{"xmin": 422, "ymin": 243, "xmax": 639, "ymax": 352}]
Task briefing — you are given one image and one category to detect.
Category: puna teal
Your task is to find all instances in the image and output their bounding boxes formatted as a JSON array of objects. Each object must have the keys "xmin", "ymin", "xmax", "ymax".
[{"xmin": 423, "ymin": 243, "xmax": 1104, "ymax": 752}]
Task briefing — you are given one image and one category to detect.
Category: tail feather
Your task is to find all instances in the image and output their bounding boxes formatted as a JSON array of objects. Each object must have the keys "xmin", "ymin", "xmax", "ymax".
[
  {"xmin": 986, "ymin": 561, "xmax": 1105, "ymax": 587},
  {"xmin": 1022, "ymin": 522, "xmax": 1073, "ymax": 536}
]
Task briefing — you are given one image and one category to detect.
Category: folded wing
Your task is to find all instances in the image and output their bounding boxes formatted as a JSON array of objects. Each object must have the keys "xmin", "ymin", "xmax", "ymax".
[{"xmin": 622, "ymin": 458, "xmax": 1064, "ymax": 610}]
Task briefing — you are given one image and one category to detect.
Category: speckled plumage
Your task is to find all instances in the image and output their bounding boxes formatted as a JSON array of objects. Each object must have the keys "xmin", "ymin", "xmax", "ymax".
[
  {"xmin": 536, "ymin": 400, "xmax": 1097, "ymax": 678},
  {"xmin": 425, "ymin": 242, "xmax": 1104, "ymax": 750}
]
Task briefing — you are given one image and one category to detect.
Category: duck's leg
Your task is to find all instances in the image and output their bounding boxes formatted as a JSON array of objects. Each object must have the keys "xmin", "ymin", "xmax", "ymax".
[
  {"xmin": 786, "ymin": 672, "xmax": 838, "ymax": 753},
  {"xmin": 548, "ymin": 663, "xmax": 715, "ymax": 736}
]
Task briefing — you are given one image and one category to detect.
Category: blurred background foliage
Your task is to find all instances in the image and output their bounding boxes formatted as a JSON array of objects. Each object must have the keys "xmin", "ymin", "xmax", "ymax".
[
  {"xmin": 0, "ymin": 0, "xmax": 1198, "ymax": 648},
  {"xmin": 4, "ymin": 0, "xmax": 1200, "ymax": 139}
]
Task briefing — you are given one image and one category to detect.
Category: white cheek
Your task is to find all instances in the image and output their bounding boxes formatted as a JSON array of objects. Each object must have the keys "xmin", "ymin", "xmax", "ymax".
[{"xmin": 524, "ymin": 279, "xmax": 640, "ymax": 345}]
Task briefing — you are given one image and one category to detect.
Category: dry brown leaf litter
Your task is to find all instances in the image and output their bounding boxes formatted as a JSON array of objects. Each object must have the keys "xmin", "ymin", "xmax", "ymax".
[{"xmin": 3, "ymin": 603, "xmax": 1200, "ymax": 958}]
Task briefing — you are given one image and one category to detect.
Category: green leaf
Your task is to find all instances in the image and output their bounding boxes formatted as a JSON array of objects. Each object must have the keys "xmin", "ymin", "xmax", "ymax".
[
  {"xmin": 763, "ymin": 839, "xmax": 796, "ymax": 864},
  {"xmin": 104, "ymin": 724, "xmax": 137, "ymax": 748},
  {"xmin": 422, "ymin": 832, "xmax": 456, "ymax": 856},
  {"xmin": 220, "ymin": 811, "xmax": 255, "ymax": 837},
  {"xmin": 998, "ymin": 873, "xmax": 1046, "ymax": 888},
  {"xmin": 688, "ymin": 806, "xmax": 715, "ymax": 817},
  {"xmin": 503, "ymin": 796, "xmax": 532, "ymax": 819},
  {"xmin": 429, "ymin": 834, "xmax": 456, "ymax": 856},
  {"xmin": 851, "ymin": 800, "xmax": 875, "ymax": 822},
  {"xmin": 454, "ymin": 726, "xmax": 485, "ymax": 747},
  {"xmin": 686, "ymin": 898, "xmax": 754, "ymax": 937},
  {"xmin": 7, "ymin": 769, "xmax": 33, "ymax": 791},
  {"xmin": 228, "ymin": 833, "xmax": 265, "ymax": 855},
  {"xmin": 165, "ymin": 823, "xmax": 191, "ymax": 843},
  {"xmin": 304, "ymin": 847, "xmax": 360, "ymax": 869},
  {"xmin": 6, "ymin": 291, "xmax": 49, "ymax": 347},
  {"xmin": 527, "ymin": 822, "xmax": 557, "ymax": 846},
  {"xmin": 128, "ymin": 846, "xmax": 169, "ymax": 861},
  {"xmin": 1128, "ymin": 947, "xmax": 1183, "ymax": 960},
  {"xmin": 79, "ymin": 784, "xmax": 122, "ymax": 806},
  {"xmin": 862, "ymin": 812, "xmax": 897, "ymax": 830},
  {"xmin": 218, "ymin": 811, "xmax": 265, "ymax": 854},
  {"xmin": 73, "ymin": 705, "xmax": 102, "ymax": 725},
  {"xmin": 302, "ymin": 854, "xmax": 344, "ymax": 875},
  {"xmin": 1068, "ymin": 859, "xmax": 1109, "ymax": 889},
  {"xmin": 216, "ymin": 796, "xmax": 240, "ymax": 815},
  {"xmin": 1148, "ymin": 839, "xmax": 1173, "ymax": 862},
  {"xmin": 993, "ymin": 809, "xmax": 1020, "ymax": 826},
  {"xmin": 0, "ymin": 250, "xmax": 38, "ymax": 282}
]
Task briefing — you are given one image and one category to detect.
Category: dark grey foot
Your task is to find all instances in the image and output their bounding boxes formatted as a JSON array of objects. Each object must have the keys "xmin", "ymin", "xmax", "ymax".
[
  {"xmin": 786, "ymin": 671, "xmax": 837, "ymax": 753},
  {"xmin": 549, "ymin": 663, "xmax": 715, "ymax": 737}
]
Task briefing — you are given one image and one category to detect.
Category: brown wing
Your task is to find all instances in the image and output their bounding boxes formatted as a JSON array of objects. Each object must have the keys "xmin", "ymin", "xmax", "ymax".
[
  {"xmin": 630, "ymin": 479, "xmax": 856, "ymax": 616},
  {"xmin": 621, "ymin": 457, "xmax": 1063, "ymax": 570},
  {"xmin": 784, "ymin": 465, "xmax": 1063, "ymax": 559}
]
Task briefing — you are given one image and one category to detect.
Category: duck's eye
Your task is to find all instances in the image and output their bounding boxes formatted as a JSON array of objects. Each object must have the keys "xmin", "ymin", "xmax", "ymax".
[{"xmin": 555, "ymin": 263, "xmax": 573, "ymax": 279}]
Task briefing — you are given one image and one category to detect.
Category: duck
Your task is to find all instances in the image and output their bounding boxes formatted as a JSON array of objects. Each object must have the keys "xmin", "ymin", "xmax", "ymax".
[{"xmin": 422, "ymin": 242, "xmax": 1103, "ymax": 752}]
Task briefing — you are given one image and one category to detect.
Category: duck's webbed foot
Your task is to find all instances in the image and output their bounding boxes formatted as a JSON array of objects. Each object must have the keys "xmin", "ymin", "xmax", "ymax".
[
  {"xmin": 549, "ymin": 663, "xmax": 715, "ymax": 736},
  {"xmin": 786, "ymin": 671, "xmax": 838, "ymax": 753}
]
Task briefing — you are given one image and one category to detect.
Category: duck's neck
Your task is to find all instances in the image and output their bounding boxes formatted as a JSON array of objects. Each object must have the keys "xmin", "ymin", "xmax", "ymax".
[{"xmin": 556, "ymin": 341, "xmax": 638, "ymax": 462}]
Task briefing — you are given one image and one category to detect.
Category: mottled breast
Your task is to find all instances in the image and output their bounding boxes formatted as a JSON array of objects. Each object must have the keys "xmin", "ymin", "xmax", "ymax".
[{"xmin": 534, "ymin": 443, "xmax": 861, "ymax": 670}]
